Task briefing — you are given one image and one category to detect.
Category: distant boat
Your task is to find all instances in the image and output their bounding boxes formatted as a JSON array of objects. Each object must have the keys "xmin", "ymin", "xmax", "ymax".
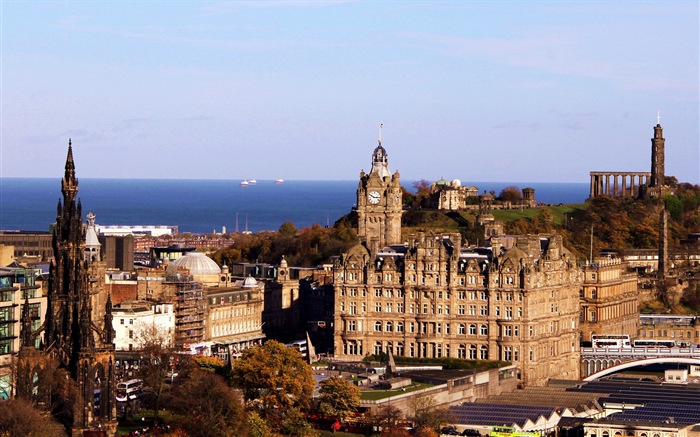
[
  {"xmin": 240, "ymin": 180, "xmax": 250, "ymax": 187},
  {"xmin": 248, "ymin": 179, "xmax": 257, "ymax": 185},
  {"xmin": 275, "ymin": 179, "xmax": 285, "ymax": 184}
]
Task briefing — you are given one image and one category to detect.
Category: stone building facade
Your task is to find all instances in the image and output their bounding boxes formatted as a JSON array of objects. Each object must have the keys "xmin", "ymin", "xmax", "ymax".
[
  {"xmin": 638, "ymin": 314, "xmax": 700, "ymax": 345},
  {"xmin": 205, "ymin": 279, "xmax": 265, "ymax": 361},
  {"xmin": 579, "ymin": 257, "xmax": 639, "ymax": 343},
  {"xmin": 428, "ymin": 178, "xmax": 478, "ymax": 211},
  {"xmin": 356, "ymin": 142, "xmax": 403, "ymax": 251},
  {"xmin": 333, "ymin": 142, "xmax": 582, "ymax": 387}
]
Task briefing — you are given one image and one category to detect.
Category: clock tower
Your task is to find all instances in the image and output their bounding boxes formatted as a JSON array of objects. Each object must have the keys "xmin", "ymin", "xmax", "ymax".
[{"xmin": 357, "ymin": 138, "xmax": 403, "ymax": 252}]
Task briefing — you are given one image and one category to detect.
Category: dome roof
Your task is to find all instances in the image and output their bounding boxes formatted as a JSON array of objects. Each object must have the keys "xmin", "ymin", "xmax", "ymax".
[
  {"xmin": 451, "ymin": 179, "xmax": 461, "ymax": 187},
  {"xmin": 434, "ymin": 177, "xmax": 449, "ymax": 186},
  {"xmin": 172, "ymin": 252, "xmax": 221, "ymax": 275},
  {"xmin": 242, "ymin": 275, "xmax": 258, "ymax": 288}
]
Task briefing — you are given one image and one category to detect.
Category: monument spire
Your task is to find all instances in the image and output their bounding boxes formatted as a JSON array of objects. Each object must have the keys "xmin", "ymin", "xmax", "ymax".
[{"xmin": 61, "ymin": 139, "xmax": 79, "ymax": 205}]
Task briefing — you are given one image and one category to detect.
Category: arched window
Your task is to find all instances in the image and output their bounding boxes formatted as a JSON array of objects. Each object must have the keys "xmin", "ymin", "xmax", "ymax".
[
  {"xmin": 374, "ymin": 321, "xmax": 382, "ymax": 331},
  {"xmin": 459, "ymin": 324, "xmax": 466, "ymax": 335},
  {"xmin": 397, "ymin": 322, "xmax": 404, "ymax": 332},
  {"xmin": 469, "ymin": 324, "xmax": 477, "ymax": 335},
  {"xmin": 458, "ymin": 344, "xmax": 466, "ymax": 359},
  {"xmin": 386, "ymin": 321, "xmax": 393, "ymax": 332},
  {"xmin": 374, "ymin": 342, "xmax": 382, "ymax": 355},
  {"xmin": 479, "ymin": 345, "xmax": 488, "ymax": 360},
  {"xmin": 469, "ymin": 344, "xmax": 477, "ymax": 360},
  {"xmin": 480, "ymin": 324, "xmax": 488, "ymax": 335}
]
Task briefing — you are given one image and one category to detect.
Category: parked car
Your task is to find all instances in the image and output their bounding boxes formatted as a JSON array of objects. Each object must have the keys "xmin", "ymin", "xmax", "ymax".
[
  {"xmin": 441, "ymin": 426, "xmax": 460, "ymax": 436},
  {"xmin": 462, "ymin": 429, "xmax": 482, "ymax": 437}
]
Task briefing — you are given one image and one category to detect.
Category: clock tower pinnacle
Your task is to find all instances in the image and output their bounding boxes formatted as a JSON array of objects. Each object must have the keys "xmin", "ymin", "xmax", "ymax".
[{"xmin": 357, "ymin": 130, "xmax": 403, "ymax": 252}]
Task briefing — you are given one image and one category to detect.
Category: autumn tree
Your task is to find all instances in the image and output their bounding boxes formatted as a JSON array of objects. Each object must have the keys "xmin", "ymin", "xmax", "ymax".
[
  {"xmin": 169, "ymin": 370, "xmax": 247, "ymax": 437},
  {"xmin": 135, "ymin": 323, "xmax": 178, "ymax": 424},
  {"xmin": 408, "ymin": 394, "xmax": 455, "ymax": 433},
  {"xmin": 230, "ymin": 340, "xmax": 315, "ymax": 430},
  {"xmin": 407, "ymin": 179, "xmax": 433, "ymax": 209},
  {"xmin": 0, "ymin": 398, "xmax": 66, "ymax": 437},
  {"xmin": 317, "ymin": 376, "xmax": 361, "ymax": 420},
  {"xmin": 372, "ymin": 404, "xmax": 405, "ymax": 436},
  {"xmin": 498, "ymin": 186, "xmax": 522, "ymax": 203}
]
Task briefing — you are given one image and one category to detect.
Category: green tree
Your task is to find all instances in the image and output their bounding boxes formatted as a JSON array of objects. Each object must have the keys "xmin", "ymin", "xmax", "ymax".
[
  {"xmin": 317, "ymin": 376, "xmax": 361, "ymax": 421},
  {"xmin": 280, "ymin": 406, "xmax": 320, "ymax": 437},
  {"xmin": 247, "ymin": 410, "xmax": 270, "ymax": 437},
  {"xmin": 231, "ymin": 341, "xmax": 315, "ymax": 426},
  {"xmin": 664, "ymin": 195, "xmax": 684, "ymax": 220},
  {"xmin": 278, "ymin": 221, "xmax": 298, "ymax": 237}
]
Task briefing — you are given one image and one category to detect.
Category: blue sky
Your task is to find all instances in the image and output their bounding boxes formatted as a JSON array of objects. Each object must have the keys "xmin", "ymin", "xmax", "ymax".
[{"xmin": 2, "ymin": 1, "xmax": 698, "ymax": 183}]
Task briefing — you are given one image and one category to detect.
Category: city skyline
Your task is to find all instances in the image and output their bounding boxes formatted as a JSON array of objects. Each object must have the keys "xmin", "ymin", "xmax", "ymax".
[{"xmin": 2, "ymin": 1, "xmax": 698, "ymax": 183}]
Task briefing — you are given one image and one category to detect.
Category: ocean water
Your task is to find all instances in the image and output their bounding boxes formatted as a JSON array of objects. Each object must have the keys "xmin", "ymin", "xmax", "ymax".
[{"xmin": 0, "ymin": 179, "xmax": 589, "ymax": 234}]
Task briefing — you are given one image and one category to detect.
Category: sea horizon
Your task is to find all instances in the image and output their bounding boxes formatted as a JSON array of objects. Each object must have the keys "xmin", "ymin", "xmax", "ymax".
[{"xmin": 0, "ymin": 178, "xmax": 590, "ymax": 234}]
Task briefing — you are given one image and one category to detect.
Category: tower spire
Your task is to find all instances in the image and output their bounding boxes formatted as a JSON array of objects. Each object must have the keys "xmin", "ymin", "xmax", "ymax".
[{"xmin": 61, "ymin": 139, "xmax": 79, "ymax": 205}]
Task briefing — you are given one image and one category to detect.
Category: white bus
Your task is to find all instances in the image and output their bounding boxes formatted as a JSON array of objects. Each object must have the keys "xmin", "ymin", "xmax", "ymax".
[
  {"xmin": 285, "ymin": 340, "xmax": 308, "ymax": 358},
  {"xmin": 116, "ymin": 379, "xmax": 143, "ymax": 402},
  {"xmin": 633, "ymin": 339, "xmax": 677, "ymax": 348},
  {"xmin": 591, "ymin": 334, "xmax": 631, "ymax": 348}
]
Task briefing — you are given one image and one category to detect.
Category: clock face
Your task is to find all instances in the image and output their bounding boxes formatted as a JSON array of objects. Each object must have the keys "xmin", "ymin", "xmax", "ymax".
[{"xmin": 368, "ymin": 191, "xmax": 381, "ymax": 204}]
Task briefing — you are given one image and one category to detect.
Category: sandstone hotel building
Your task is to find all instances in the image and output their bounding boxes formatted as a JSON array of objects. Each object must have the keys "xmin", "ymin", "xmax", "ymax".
[{"xmin": 332, "ymin": 140, "xmax": 582, "ymax": 386}]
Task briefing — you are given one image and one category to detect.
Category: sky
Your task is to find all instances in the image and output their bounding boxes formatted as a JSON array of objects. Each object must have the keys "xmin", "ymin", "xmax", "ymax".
[{"xmin": 1, "ymin": 1, "xmax": 698, "ymax": 184}]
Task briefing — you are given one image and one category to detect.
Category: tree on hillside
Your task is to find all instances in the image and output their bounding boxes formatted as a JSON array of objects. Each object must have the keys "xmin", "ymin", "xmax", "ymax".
[
  {"xmin": 317, "ymin": 376, "xmax": 361, "ymax": 421},
  {"xmin": 498, "ymin": 186, "xmax": 522, "ymax": 203},
  {"xmin": 278, "ymin": 221, "xmax": 298, "ymax": 237},
  {"xmin": 230, "ymin": 340, "xmax": 315, "ymax": 429},
  {"xmin": 406, "ymin": 179, "xmax": 433, "ymax": 209}
]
